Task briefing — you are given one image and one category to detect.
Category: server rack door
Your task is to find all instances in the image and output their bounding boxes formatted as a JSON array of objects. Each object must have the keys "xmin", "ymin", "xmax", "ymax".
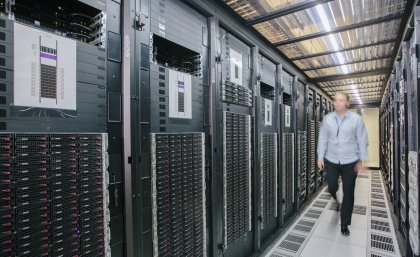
[
  {"xmin": 140, "ymin": 1, "xmax": 210, "ymax": 257},
  {"xmin": 217, "ymin": 27, "xmax": 253, "ymax": 257},
  {"xmin": 407, "ymin": 10, "xmax": 420, "ymax": 255},
  {"xmin": 296, "ymin": 81, "xmax": 308, "ymax": 207},
  {"xmin": 398, "ymin": 42, "xmax": 411, "ymax": 249},
  {"xmin": 315, "ymin": 93, "xmax": 322, "ymax": 190},
  {"xmin": 280, "ymin": 70, "xmax": 296, "ymax": 223},
  {"xmin": 307, "ymin": 89, "xmax": 316, "ymax": 198},
  {"xmin": 254, "ymin": 53, "xmax": 279, "ymax": 245},
  {"xmin": 0, "ymin": 1, "xmax": 113, "ymax": 257},
  {"xmin": 391, "ymin": 71, "xmax": 400, "ymax": 212}
]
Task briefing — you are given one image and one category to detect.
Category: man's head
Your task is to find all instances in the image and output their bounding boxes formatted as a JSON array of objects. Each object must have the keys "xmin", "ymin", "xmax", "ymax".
[{"xmin": 334, "ymin": 92, "xmax": 350, "ymax": 112}]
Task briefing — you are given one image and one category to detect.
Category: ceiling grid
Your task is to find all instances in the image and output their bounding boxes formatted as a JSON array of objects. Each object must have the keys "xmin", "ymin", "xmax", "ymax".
[{"xmin": 222, "ymin": 0, "xmax": 414, "ymax": 105}]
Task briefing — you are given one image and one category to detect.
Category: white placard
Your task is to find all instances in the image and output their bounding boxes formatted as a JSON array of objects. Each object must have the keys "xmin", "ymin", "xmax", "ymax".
[
  {"xmin": 264, "ymin": 99, "xmax": 272, "ymax": 126},
  {"xmin": 285, "ymin": 105, "xmax": 291, "ymax": 128},
  {"xmin": 13, "ymin": 23, "xmax": 77, "ymax": 110},
  {"xmin": 229, "ymin": 48, "xmax": 242, "ymax": 85},
  {"xmin": 168, "ymin": 69, "xmax": 192, "ymax": 119}
]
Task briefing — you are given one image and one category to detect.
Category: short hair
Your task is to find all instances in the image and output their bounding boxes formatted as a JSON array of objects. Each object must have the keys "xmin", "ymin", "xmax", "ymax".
[{"xmin": 335, "ymin": 92, "xmax": 350, "ymax": 102}]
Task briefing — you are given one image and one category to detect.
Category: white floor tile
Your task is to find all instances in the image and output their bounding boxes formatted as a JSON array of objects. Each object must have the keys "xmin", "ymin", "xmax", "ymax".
[
  {"xmin": 299, "ymin": 236, "xmax": 366, "ymax": 257},
  {"xmin": 320, "ymin": 210, "xmax": 368, "ymax": 229},
  {"xmin": 312, "ymin": 220, "xmax": 368, "ymax": 248}
]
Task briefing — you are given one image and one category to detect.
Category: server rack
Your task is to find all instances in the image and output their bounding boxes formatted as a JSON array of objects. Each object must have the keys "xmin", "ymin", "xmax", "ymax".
[
  {"xmin": 320, "ymin": 97, "xmax": 327, "ymax": 184},
  {"xmin": 213, "ymin": 27, "xmax": 254, "ymax": 257},
  {"xmin": 315, "ymin": 93, "xmax": 322, "ymax": 190},
  {"xmin": 391, "ymin": 68, "xmax": 401, "ymax": 206},
  {"xmin": 0, "ymin": 1, "xmax": 113, "ymax": 257},
  {"xmin": 307, "ymin": 89, "xmax": 316, "ymax": 198},
  {"xmin": 280, "ymin": 70, "xmax": 296, "ymax": 222},
  {"xmin": 407, "ymin": 10, "xmax": 420, "ymax": 255},
  {"xmin": 399, "ymin": 42, "xmax": 411, "ymax": 251},
  {"xmin": 253, "ymin": 54, "xmax": 279, "ymax": 246},
  {"xmin": 295, "ymin": 81, "xmax": 308, "ymax": 206},
  {"xmin": 136, "ymin": 1, "xmax": 209, "ymax": 256}
]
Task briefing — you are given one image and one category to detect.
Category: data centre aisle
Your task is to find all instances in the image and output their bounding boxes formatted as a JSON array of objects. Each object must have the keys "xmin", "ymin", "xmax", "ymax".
[{"xmin": 261, "ymin": 169, "xmax": 401, "ymax": 257}]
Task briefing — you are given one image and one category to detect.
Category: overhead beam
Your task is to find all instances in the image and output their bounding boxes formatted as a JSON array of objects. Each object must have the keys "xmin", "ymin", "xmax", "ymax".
[
  {"xmin": 290, "ymin": 39, "xmax": 396, "ymax": 61},
  {"xmin": 301, "ymin": 55, "xmax": 392, "ymax": 72},
  {"xmin": 350, "ymin": 103, "xmax": 381, "ymax": 108},
  {"xmin": 312, "ymin": 68, "xmax": 390, "ymax": 83},
  {"xmin": 345, "ymin": 91, "xmax": 383, "ymax": 96},
  {"xmin": 323, "ymin": 84, "xmax": 385, "ymax": 90},
  {"xmin": 327, "ymin": 88, "xmax": 383, "ymax": 94},
  {"xmin": 319, "ymin": 80, "xmax": 386, "ymax": 88},
  {"xmin": 274, "ymin": 13, "xmax": 404, "ymax": 46},
  {"xmin": 246, "ymin": 0, "xmax": 334, "ymax": 25}
]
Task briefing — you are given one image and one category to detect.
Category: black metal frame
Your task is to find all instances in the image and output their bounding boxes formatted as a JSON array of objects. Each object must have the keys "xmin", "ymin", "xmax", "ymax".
[
  {"xmin": 301, "ymin": 55, "xmax": 392, "ymax": 72},
  {"xmin": 290, "ymin": 39, "xmax": 396, "ymax": 61},
  {"xmin": 246, "ymin": 0, "xmax": 333, "ymax": 25},
  {"xmin": 320, "ymin": 81, "xmax": 385, "ymax": 89},
  {"xmin": 274, "ymin": 13, "xmax": 404, "ymax": 46},
  {"xmin": 312, "ymin": 68, "xmax": 390, "ymax": 83}
]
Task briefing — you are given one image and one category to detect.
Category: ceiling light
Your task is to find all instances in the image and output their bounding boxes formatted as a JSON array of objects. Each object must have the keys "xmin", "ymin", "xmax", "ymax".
[
  {"xmin": 316, "ymin": 4, "xmax": 331, "ymax": 30},
  {"xmin": 315, "ymin": 4, "xmax": 351, "ymax": 75}
]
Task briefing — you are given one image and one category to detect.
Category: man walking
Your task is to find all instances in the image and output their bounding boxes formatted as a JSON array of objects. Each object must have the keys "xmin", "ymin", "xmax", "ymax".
[{"xmin": 317, "ymin": 92, "xmax": 368, "ymax": 236}]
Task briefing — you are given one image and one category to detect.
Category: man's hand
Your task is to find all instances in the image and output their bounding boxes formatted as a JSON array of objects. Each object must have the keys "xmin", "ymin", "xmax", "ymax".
[
  {"xmin": 317, "ymin": 159, "xmax": 325, "ymax": 170},
  {"xmin": 354, "ymin": 160, "xmax": 365, "ymax": 173}
]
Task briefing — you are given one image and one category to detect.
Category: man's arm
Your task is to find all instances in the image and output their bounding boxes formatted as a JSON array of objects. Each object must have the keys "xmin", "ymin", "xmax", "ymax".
[{"xmin": 357, "ymin": 116, "xmax": 369, "ymax": 161}]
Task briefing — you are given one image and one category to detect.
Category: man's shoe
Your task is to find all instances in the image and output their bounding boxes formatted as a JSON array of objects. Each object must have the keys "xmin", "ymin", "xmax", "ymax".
[{"xmin": 341, "ymin": 225, "xmax": 350, "ymax": 236}]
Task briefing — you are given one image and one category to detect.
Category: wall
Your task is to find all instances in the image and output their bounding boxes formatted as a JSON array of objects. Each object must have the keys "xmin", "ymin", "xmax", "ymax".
[{"xmin": 350, "ymin": 108, "xmax": 380, "ymax": 167}]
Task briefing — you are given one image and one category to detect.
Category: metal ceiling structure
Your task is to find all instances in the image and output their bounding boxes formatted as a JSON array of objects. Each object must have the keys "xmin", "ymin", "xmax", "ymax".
[{"xmin": 222, "ymin": 0, "xmax": 416, "ymax": 105}]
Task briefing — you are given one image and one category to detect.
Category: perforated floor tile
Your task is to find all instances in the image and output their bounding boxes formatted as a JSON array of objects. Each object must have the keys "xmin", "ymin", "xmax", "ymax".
[{"xmin": 262, "ymin": 170, "xmax": 401, "ymax": 257}]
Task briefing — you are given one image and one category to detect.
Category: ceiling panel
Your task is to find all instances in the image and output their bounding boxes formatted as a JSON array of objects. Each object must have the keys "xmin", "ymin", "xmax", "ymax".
[
  {"xmin": 303, "ymin": 58, "xmax": 391, "ymax": 77},
  {"xmin": 222, "ymin": 0, "xmax": 411, "ymax": 104},
  {"xmin": 318, "ymin": 75, "xmax": 387, "ymax": 87},
  {"xmin": 277, "ymin": 20, "xmax": 401, "ymax": 59},
  {"xmin": 294, "ymin": 43, "xmax": 394, "ymax": 70},
  {"xmin": 223, "ymin": 0, "xmax": 308, "ymax": 21}
]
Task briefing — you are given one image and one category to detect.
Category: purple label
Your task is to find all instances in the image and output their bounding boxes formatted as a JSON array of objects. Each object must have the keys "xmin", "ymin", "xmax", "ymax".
[{"xmin": 40, "ymin": 52, "xmax": 57, "ymax": 60}]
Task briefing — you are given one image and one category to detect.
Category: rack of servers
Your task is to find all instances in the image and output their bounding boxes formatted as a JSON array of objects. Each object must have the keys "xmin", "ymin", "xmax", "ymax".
[
  {"xmin": 0, "ymin": 0, "xmax": 336, "ymax": 257},
  {"xmin": 379, "ymin": 6, "xmax": 420, "ymax": 257},
  {"xmin": 306, "ymin": 89, "xmax": 316, "ymax": 198},
  {"xmin": 295, "ymin": 81, "xmax": 308, "ymax": 208},
  {"xmin": 0, "ymin": 0, "xmax": 121, "ymax": 256}
]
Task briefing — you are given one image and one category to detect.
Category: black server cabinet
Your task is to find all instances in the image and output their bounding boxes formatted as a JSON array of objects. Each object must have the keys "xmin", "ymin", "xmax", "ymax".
[
  {"xmin": 137, "ymin": 1, "xmax": 209, "ymax": 256},
  {"xmin": 391, "ymin": 71, "xmax": 398, "ymax": 206},
  {"xmin": 307, "ymin": 89, "xmax": 316, "ymax": 198},
  {"xmin": 315, "ymin": 93, "xmax": 322, "ymax": 190},
  {"xmin": 0, "ymin": 1, "xmax": 112, "ymax": 257},
  {"xmin": 398, "ymin": 42, "xmax": 411, "ymax": 252},
  {"xmin": 213, "ymin": 27, "xmax": 253, "ymax": 257},
  {"xmin": 407, "ymin": 8, "xmax": 420, "ymax": 256},
  {"xmin": 387, "ymin": 86, "xmax": 394, "ymax": 195},
  {"xmin": 295, "ymin": 81, "xmax": 307, "ymax": 206},
  {"xmin": 320, "ymin": 97, "xmax": 328, "ymax": 184},
  {"xmin": 280, "ymin": 70, "xmax": 296, "ymax": 222},
  {"xmin": 328, "ymin": 101, "xmax": 333, "ymax": 114},
  {"xmin": 253, "ymin": 54, "xmax": 279, "ymax": 246}
]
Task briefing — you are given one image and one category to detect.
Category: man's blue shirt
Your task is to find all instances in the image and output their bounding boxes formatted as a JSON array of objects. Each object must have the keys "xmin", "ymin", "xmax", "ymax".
[{"xmin": 317, "ymin": 111, "xmax": 369, "ymax": 165}]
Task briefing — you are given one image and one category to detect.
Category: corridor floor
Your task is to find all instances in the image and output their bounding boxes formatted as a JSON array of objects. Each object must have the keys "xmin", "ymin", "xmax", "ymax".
[{"xmin": 262, "ymin": 169, "xmax": 402, "ymax": 257}]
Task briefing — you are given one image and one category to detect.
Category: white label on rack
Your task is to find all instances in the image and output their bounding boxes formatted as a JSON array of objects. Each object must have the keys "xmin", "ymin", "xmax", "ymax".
[
  {"xmin": 285, "ymin": 105, "xmax": 291, "ymax": 128},
  {"xmin": 229, "ymin": 48, "xmax": 242, "ymax": 86},
  {"xmin": 264, "ymin": 99, "xmax": 272, "ymax": 126}
]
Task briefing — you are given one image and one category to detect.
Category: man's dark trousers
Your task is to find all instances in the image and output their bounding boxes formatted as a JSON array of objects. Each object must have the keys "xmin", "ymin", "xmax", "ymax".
[{"xmin": 325, "ymin": 159, "xmax": 358, "ymax": 226}]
